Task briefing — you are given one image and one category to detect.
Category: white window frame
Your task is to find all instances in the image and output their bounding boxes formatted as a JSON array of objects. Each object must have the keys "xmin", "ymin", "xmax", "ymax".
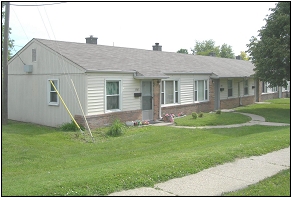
[
  {"xmin": 262, "ymin": 82, "xmax": 268, "ymax": 93},
  {"xmin": 227, "ymin": 79, "xmax": 233, "ymax": 97},
  {"xmin": 160, "ymin": 80, "xmax": 179, "ymax": 105},
  {"xmin": 263, "ymin": 82, "xmax": 278, "ymax": 93},
  {"xmin": 244, "ymin": 79, "xmax": 248, "ymax": 95},
  {"xmin": 47, "ymin": 79, "xmax": 59, "ymax": 106},
  {"xmin": 105, "ymin": 80, "xmax": 121, "ymax": 112},
  {"xmin": 194, "ymin": 79, "xmax": 209, "ymax": 102},
  {"xmin": 272, "ymin": 86, "xmax": 278, "ymax": 92}
]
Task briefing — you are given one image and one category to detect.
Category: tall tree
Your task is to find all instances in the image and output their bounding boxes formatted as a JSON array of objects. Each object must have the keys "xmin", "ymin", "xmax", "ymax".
[
  {"xmin": 177, "ymin": 48, "xmax": 188, "ymax": 54},
  {"xmin": 247, "ymin": 2, "xmax": 290, "ymax": 87},
  {"xmin": 220, "ymin": 43, "xmax": 234, "ymax": 59},
  {"xmin": 2, "ymin": 2, "xmax": 14, "ymax": 61}
]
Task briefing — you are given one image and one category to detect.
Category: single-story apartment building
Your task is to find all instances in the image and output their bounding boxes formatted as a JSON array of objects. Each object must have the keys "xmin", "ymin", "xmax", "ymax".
[{"xmin": 7, "ymin": 36, "xmax": 290, "ymax": 129}]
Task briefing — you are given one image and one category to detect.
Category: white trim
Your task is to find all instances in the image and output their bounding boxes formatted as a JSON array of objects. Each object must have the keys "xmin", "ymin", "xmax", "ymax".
[
  {"xmin": 105, "ymin": 79, "xmax": 122, "ymax": 113},
  {"xmin": 47, "ymin": 79, "xmax": 59, "ymax": 106},
  {"xmin": 194, "ymin": 79, "xmax": 209, "ymax": 102},
  {"xmin": 160, "ymin": 79, "xmax": 180, "ymax": 106}
]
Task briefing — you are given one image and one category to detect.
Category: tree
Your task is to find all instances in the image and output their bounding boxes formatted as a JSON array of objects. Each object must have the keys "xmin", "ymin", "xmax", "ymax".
[
  {"xmin": 220, "ymin": 44, "xmax": 234, "ymax": 59},
  {"xmin": 191, "ymin": 39, "xmax": 219, "ymax": 56},
  {"xmin": 177, "ymin": 48, "xmax": 188, "ymax": 54},
  {"xmin": 2, "ymin": 3, "xmax": 14, "ymax": 61},
  {"xmin": 247, "ymin": 2, "xmax": 290, "ymax": 88},
  {"xmin": 240, "ymin": 51, "xmax": 250, "ymax": 61},
  {"xmin": 191, "ymin": 39, "xmax": 234, "ymax": 59}
]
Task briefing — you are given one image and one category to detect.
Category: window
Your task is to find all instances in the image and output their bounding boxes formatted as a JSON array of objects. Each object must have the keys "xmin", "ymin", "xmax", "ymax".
[
  {"xmin": 263, "ymin": 82, "xmax": 278, "ymax": 93},
  {"xmin": 272, "ymin": 86, "xmax": 278, "ymax": 92},
  {"xmin": 161, "ymin": 80, "xmax": 178, "ymax": 105},
  {"xmin": 194, "ymin": 80, "xmax": 208, "ymax": 102},
  {"xmin": 32, "ymin": 49, "xmax": 36, "ymax": 62},
  {"xmin": 262, "ymin": 82, "xmax": 268, "ymax": 93},
  {"xmin": 244, "ymin": 79, "xmax": 248, "ymax": 95},
  {"xmin": 106, "ymin": 81, "xmax": 120, "ymax": 111},
  {"xmin": 48, "ymin": 79, "xmax": 59, "ymax": 105},
  {"xmin": 227, "ymin": 79, "xmax": 233, "ymax": 97}
]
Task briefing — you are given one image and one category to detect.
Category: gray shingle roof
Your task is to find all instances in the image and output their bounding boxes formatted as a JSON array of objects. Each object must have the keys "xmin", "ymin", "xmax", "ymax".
[{"xmin": 35, "ymin": 38, "xmax": 255, "ymax": 79}]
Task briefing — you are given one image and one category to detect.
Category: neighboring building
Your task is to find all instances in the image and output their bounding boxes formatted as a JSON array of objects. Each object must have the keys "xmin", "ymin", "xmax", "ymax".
[{"xmin": 7, "ymin": 37, "xmax": 289, "ymax": 129}]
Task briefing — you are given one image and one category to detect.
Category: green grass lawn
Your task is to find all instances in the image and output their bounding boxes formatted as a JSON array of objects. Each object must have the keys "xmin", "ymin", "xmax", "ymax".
[
  {"xmin": 234, "ymin": 98, "xmax": 290, "ymax": 123},
  {"xmin": 222, "ymin": 168, "xmax": 290, "ymax": 196},
  {"xmin": 1, "ymin": 98, "xmax": 290, "ymax": 196},
  {"xmin": 174, "ymin": 112, "xmax": 251, "ymax": 126}
]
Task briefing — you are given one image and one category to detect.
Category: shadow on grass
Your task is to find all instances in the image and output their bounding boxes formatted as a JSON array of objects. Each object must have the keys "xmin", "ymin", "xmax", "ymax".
[{"xmin": 2, "ymin": 120, "xmax": 69, "ymax": 135}]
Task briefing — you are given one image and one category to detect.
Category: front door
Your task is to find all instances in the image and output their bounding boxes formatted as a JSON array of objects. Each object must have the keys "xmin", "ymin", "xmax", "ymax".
[
  {"xmin": 213, "ymin": 79, "xmax": 220, "ymax": 110},
  {"xmin": 142, "ymin": 81, "xmax": 153, "ymax": 121}
]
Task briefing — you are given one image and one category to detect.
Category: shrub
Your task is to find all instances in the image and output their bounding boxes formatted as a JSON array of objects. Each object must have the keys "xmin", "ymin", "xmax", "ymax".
[
  {"xmin": 107, "ymin": 119, "xmax": 126, "ymax": 137},
  {"xmin": 192, "ymin": 112, "xmax": 198, "ymax": 119},
  {"xmin": 198, "ymin": 112, "xmax": 204, "ymax": 117},
  {"xmin": 59, "ymin": 120, "xmax": 85, "ymax": 131},
  {"xmin": 216, "ymin": 110, "xmax": 222, "ymax": 114}
]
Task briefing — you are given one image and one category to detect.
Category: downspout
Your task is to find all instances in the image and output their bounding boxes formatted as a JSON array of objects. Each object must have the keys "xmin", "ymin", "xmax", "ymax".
[
  {"xmin": 238, "ymin": 80, "xmax": 242, "ymax": 106},
  {"xmin": 159, "ymin": 81, "xmax": 162, "ymax": 120}
]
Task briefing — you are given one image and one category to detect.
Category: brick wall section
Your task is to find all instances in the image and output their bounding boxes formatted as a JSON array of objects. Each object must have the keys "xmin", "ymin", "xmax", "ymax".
[
  {"xmin": 220, "ymin": 95, "xmax": 255, "ymax": 109},
  {"xmin": 153, "ymin": 79, "xmax": 161, "ymax": 121},
  {"xmin": 75, "ymin": 109, "xmax": 142, "ymax": 129},
  {"xmin": 208, "ymin": 78, "xmax": 215, "ymax": 110},
  {"xmin": 282, "ymin": 92, "xmax": 290, "ymax": 98},
  {"xmin": 261, "ymin": 92, "xmax": 279, "ymax": 101},
  {"xmin": 220, "ymin": 97, "xmax": 239, "ymax": 109},
  {"xmin": 161, "ymin": 101, "xmax": 212, "ymax": 117}
]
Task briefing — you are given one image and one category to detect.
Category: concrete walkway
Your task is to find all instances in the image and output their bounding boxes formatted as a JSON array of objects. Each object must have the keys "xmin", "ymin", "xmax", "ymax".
[
  {"xmin": 108, "ymin": 147, "xmax": 290, "ymax": 196},
  {"xmin": 108, "ymin": 112, "xmax": 290, "ymax": 196},
  {"xmin": 151, "ymin": 111, "xmax": 290, "ymax": 128}
]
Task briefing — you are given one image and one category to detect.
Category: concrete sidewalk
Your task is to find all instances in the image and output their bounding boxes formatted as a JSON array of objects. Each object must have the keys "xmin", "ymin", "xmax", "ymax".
[
  {"xmin": 108, "ymin": 147, "xmax": 290, "ymax": 196},
  {"xmin": 108, "ymin": 112, "xmax": 290, "ymax": 196}
]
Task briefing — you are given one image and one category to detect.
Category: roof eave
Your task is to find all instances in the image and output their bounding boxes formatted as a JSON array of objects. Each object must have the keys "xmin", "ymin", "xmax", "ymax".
[
  {"xmin": 85, "ymin": 69, "xmax": 136, "ymax": 74},
  {"xmin": 134, "ymin": 76, "xmax": 169, "ymax": 79}
]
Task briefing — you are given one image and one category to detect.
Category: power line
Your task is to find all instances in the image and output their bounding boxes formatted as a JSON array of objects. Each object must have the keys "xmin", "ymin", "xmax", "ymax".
[{"xmin": 10, "ymin": 2, "xmax": 67, "ymax": 6}]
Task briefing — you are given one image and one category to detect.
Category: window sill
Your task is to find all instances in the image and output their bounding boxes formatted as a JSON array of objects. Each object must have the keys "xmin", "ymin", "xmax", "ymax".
[
  {"xmin": 106, "ymin": 109, "xmax": 121, "ymax": 113},
  {"xmin": 161, "ymin": 103, "xmax": 180, "ymax": 107},
  {"xmin": 194, "ymin": 100, "xmax": 209, "ymax": 103},
  {"xmin": 48, "ymin": 103, "xmax": 59, "ymax": 106}
]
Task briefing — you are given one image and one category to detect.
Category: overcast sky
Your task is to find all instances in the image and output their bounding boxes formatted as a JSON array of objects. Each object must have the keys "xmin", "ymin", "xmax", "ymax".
[{"xmin": 8, "ymin": 1, "xmax": 277, "ymax": 56}]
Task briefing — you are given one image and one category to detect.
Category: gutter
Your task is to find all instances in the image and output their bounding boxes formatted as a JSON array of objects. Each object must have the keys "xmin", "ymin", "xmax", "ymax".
[
  {"xmin": 133, "ymin": 72, "xmax": 169, "ymax": 80},
  {"xmin": 85, "ymin": 69, "xmax": 136, "ymax": 74},
  {"xmin": 164, "ymin": 72, "xmax": 213, "ymax": 75}
]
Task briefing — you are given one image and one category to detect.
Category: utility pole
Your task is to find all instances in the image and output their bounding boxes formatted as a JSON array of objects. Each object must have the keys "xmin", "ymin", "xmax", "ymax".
[{"xmin": 2, "ymin": 2, "xmax": 10, "ymax": 125}]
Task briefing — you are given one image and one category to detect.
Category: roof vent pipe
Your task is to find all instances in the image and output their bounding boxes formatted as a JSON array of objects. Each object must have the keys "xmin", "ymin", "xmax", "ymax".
[
  {"xmin": 152, "ymin": 43, "xmax": 162, "ymax": 51},
  {"xmin": 209, "ymin": 51, "xmax": 215, "ymax": 57},
  {"xmin": 85, "ymin": 35, "xmax": 98, "ymax": 44},
  {"xmin": 236, "ymin": 55, "xmax": 241, "ymax": 60}
]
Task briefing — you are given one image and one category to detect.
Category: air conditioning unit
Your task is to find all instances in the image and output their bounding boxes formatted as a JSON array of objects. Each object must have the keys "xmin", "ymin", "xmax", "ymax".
[{"xmin": 24, "ymin": 65, "xmax": 33, "ymax": 73}]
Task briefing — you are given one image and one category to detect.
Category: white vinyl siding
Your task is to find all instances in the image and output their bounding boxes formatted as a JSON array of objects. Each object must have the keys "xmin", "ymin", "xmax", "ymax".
[
  {"xmin": 180, "ymin": 78, "xmax": 194, "ymax": 104},
  {"xmin": 87, "ymin": 73, "xmax": 140, "ymax": 116}
]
